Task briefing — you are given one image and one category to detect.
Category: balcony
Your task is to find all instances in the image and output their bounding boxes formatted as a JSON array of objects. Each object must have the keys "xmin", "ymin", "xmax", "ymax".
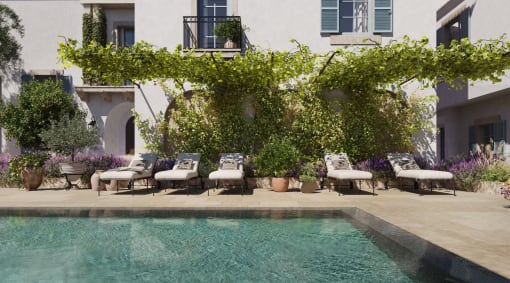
[{"xmin": 183, "ymin": 16, "xmax": 242, "ymax": 55}]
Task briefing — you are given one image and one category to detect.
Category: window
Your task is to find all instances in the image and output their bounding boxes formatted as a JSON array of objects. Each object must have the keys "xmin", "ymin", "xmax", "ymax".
[
  {"xmin": 21, "ymin": 73, "xmax": 73, "ymax": 94},
  {"xmin": 436, "ymin": 9, "xmax": 468, "ymax": 47},
  {"xmin": 469, "ymin": 120, "xmax": 506, "ymax": 156},
  {"xmin": 119, "ymin": 26, "xmax": 135, "ymax": 47},
  {"xmin": 439, "ymin": 127, "xmax": 445, "ymax": 160},
  {"xmin": 321, "ymin": 0, "xmax": 392, "ymax": 34},
  {"xmin": 114, "ymin": 25, "xmax": 135, "ymax": 48}
]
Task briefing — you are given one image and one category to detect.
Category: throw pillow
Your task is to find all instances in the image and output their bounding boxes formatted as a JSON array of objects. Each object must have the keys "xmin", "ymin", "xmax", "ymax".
[
  {"xmin": 331, "ymin": 158, "xmax": 350, "ymax": 170},
  {"xmin": 176, "ymin": 159, "xmax": 193, "ymax": 170},
  {"xmin": 221, "ymin": 159, "xmax": 238, "ymax": 170},
  {"xmin": 398, "ymin": 158, "xmax": 420, "ymax": 170}
]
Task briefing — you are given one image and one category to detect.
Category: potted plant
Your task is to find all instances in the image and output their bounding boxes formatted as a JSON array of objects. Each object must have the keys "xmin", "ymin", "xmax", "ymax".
[
  {"xmin": 254, "ymin": 137, "xmax": 301, "ymax": 192},
  {"xmin": 8, "ymin": 152, "xmax": 49, "ymax": 190},
  {"xmin": 299, "ymin": 161, "xmax": 320, "ymax": 193},
  {"xmin": 213, "ymin": 18, "xmax": 244, "ymax": 48},
  {"xmin": 39, "ymin": 111, "xmax": 100, "ymax": 184}
]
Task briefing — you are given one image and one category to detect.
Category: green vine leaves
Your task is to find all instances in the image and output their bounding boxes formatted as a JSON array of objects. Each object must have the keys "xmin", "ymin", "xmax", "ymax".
[{"xmin": 58, "ymin": 36, "xmax": 510, "ymax": 161}]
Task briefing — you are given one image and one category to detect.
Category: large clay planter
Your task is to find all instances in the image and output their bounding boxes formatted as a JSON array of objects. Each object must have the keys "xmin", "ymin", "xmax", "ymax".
[
  {"xmin": 21, "ymin": 167, "xmax": 44, "ymax": 191},
  {"xmin": 91, "ymin": 170, "xmax": 105, "ymax": 191},
  {"xmin": 300, "ymin": 181, "xmax": 319, "ymax": 193},
  {"xmin": 272, "ymin": 177, "xmax": 289, "ymax": 192}
]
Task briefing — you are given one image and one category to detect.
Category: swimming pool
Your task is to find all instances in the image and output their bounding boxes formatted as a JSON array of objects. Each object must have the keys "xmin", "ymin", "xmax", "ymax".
[{"xmin": 0, "ymin": 209, "xmax": 496, "ymax": 282}]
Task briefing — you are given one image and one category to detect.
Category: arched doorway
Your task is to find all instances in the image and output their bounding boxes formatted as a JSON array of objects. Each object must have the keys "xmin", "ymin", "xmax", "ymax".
[
  {"xmin": 125, "ymin": 116, "xmax": 135, "ymax": 154},
  {"xmin": 104, "ymin": 102, "xmax": 134, "ymax": 155}
]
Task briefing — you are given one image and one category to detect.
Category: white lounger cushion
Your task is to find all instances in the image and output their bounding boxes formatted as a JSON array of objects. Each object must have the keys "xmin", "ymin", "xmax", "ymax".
[
  {"xmin": 396, "ymin": 169, "xmax": 453, "ymax": 180},
  {"xmin": 100, "ymin": 152, "xmax": 157, "ymax": 181},
  {"xmin": 209, "ymin": 169, "xmax": 244, "ymax": 180},
  {"xmin": 154, "ymin": 153, "xmax": 201, "ymax": 181},
  {"xmin": 325, "ymin": 153, "xmax": 373, "ymax": 180},
  {"xmin": 209, "ymin": 153, "xmax": 244, "ymax": 181},
  {"xmin": 100, "ymin": 169, "xmax": 152, "ymax": 180},
  {"xmin": 388, "ymin": 153, "xmax": 453, "ymax": 181},
  {"xmin": 327, "ymin": 169, "xmax": 373, "ymax": 180},
  {"xmin": 155, "ymin": 170, "xmax": 198, "ymax": 181}
]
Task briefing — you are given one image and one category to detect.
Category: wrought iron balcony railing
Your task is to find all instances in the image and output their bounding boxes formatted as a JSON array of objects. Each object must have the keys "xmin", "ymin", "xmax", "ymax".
[{"xmin": 183, "ymin": 16, "xmax": 242, "ymax": 50}]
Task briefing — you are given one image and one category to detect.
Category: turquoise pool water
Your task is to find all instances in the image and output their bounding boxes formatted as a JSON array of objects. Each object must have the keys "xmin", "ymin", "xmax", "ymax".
[{"xmin": 0, "ymin": 213, "xmax": 447, "ymax": 282}]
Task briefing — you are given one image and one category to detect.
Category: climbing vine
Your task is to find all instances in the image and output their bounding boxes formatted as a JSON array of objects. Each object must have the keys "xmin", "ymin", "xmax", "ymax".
[
  {"xmin": 81, "ymin": 7, "xmax": 107, "ymax": 84},
  {"xmin": 58, "ymin": 36, "xmax": 510, "ymax": 161}
]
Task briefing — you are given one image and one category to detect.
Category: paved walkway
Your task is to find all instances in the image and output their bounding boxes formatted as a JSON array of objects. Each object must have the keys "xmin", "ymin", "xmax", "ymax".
[{"xmin": 0, "ymin": 184, "xmax": 509, "ymax": 280}]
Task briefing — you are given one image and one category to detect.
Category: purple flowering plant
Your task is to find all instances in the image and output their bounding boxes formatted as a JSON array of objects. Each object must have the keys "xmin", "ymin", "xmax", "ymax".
[
  {"xmin": 44, "ymin": 153, "xmax": 127, "ymax": 186},
  {"xmin": 444, "ymin": 153, "xmax": 494, "ymax": 191},
  {"xmin": 354, "ymin": 157, "xmax": 394, "ymax": 179},
  {"xmin": 501, "ymin": 186, "xmax": 510, "ymax": 201},
  {"xmin": 0, "ymin": 155, "xmax": 11, "ymax": 186}
]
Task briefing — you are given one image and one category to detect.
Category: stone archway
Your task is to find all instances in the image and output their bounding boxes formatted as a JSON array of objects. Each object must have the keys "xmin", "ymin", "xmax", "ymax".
[{"xmin": 104, "ymin": 102, "xmax": 134, "ymax": 155}]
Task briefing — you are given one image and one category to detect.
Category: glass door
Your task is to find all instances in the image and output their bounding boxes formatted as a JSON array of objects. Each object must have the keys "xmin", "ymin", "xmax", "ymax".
[{"xmin": 198, "ymin": 0, "xmax": 228, "ymax": 48}]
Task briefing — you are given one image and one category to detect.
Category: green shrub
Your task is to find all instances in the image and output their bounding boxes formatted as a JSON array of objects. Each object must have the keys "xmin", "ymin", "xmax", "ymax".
[
  {"xmin": 299, "ymin": 161, "xmax": 319, "ymax": 183},
  {"xmin": 0, "ymin": 79, "xmax": 78, "ymax": 150},
  {"xmin": 253, "ymin": 137, "xmax": 301, "ymax": 177},
  {"xmin": 480, "ymin": 160, "xmax": 510, "ymax": 182}
]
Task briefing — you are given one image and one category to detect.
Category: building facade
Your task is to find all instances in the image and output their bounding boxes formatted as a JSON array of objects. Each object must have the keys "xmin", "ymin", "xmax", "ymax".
[
  {"xmin": 2, "ymin": 0, "xmax": 459, "ymax": 159},
  {"xmin": 436, "ymin": 0, "xmax": 510, "ymax": 160}
]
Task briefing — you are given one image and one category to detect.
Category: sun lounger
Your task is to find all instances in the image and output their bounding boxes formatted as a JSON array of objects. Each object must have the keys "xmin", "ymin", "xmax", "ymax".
[
  {"xmin": 99, "ymin": 152, "xmax": 157, "ymax": 195},
  {"xmin": 323, "ymin": 153, "xmax": 374, "ymax": 195},
  {"xmin": 387, "ymin": 153, "xmax": 455, "ymax": 196},
  {"xmin": 208, "ymin": 153, "xmax": 245, "ymax": 195},
  {"xmin": 154, "ymin": 153, "xmax": 201, "ymax": 195}
]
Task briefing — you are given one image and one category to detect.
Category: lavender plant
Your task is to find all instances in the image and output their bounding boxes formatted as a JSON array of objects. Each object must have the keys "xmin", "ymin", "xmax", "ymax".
[
  {"xmin": 501, "ymin": 186, "xmax": 510, "ymax": 201},
  {"xmin": 445, "ymin": 153, "xmax": 494, "ymax": 191},
  {"xmin": 0, "ymin": 155, "xmax": 11, "ymax": 186},
  {"xmin": 44, "ymin": 154, "xmax": 127, "ymax": 187},
  {"xmin": 354, "ymin": 157, "xmax": 393, "ymax": 179}
]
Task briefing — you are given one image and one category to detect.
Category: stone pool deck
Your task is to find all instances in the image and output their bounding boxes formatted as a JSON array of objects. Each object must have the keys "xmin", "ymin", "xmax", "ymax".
[{"xmin": 0, "ymin": 185, "xmax": 509, "ymax": 280}]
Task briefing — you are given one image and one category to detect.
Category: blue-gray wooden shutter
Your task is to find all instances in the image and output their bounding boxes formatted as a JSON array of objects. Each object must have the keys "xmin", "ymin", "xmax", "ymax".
[
  {"xmin": 321, "ymin": 0, "xmax": 339, "ymax": 33},
  {"xmin": 468, "ymin": 125, "xmax": 478, "ymax": 153},
  {"xmin": 458, "ymin": 8, "xmax": 469, "ymax": 39},
  {"xmin": 374, "ymin": 0, "xmax": 392, "ymax": 33},
  {"xmin": 436, "ymin": 26, "xmax": 445, "ymax": 47},
  {"xmin": 21, "ymin": 73, "xmax": 33, "ymax": 92},
  {"xmin": 493, "ymin": 120, "xmax": 506, "ymax": 156},
  {"xmin": 60, "ymin": 75, "xmax": 73, "ymax": 94},
  {"xmin": 339, "ymin": 0, "xmax": 353, "ymax": 33}
]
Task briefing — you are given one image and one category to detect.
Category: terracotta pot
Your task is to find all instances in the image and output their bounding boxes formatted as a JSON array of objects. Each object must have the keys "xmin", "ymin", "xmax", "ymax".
[
  {"xmin": 223, "ymin": 39, "xmax": 238, "ymax": 49},
  {"xmin": 224, "ymin": 40, "xmax": 238, "ymax": 48},
  {"xmin": 21, "ymin": 167, "xmax": 44, "ymax": 191},
  {"xmin": 272, "ymin": 177, "xmax": 289, "ymax": 192}
]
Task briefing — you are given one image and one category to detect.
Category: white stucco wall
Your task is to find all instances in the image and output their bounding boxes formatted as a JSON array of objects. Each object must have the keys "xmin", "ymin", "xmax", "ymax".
[
  {"xmin": 1, "ymin": 1, "xmax": 137, "ymax": 156},
  {"xmin": 133, "ymin": 0, "xmax": 191, "ymax": 152},
  {"xmin": 1, "ymin": 1, "xmax": 83, "ymax": 154},
  {"xmin": 2, "ymin": 0, "xmax": 461, "ymax": 158},
  {"xmin": 435, "ymin": 0, "xmax": 510, "ymax": 159},
  {"xmin": 129, "ymin": 0, "xmax": 446, "ymax": 155}
]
